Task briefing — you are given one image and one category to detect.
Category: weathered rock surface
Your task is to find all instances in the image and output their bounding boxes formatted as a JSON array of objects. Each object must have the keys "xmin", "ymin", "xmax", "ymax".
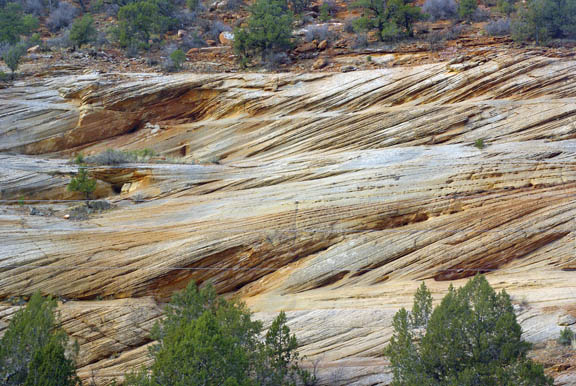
[{"xmin": 1, "ymin": 52, "xmax": 576, "ymax": 384}]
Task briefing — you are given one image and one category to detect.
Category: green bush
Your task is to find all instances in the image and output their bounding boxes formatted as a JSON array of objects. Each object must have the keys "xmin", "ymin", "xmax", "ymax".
[
  {"xmin": 351, "ymin": 0, "xmax": 424, "ymax": 41},
  {"xmin": 558, "ymin": 327, "xmax": 575, "ymax": 346},
  {"xmin": 3, "ymin": 43, "xmax": 26, "ymax": 78},
  {"xmin": 169, "ymin": 48, "xmax": 186, "ymax": 70},
  {"xmin": 117, "ymin": 0, "xmax": 177, "ymax": 49},
  {"xmin": 512, "ymin": 0, "xmax": 576, "ymax": 44},
  {"xmin": 385, "ymin": 276, "xmax": 554, "ymax": 385},
  {"xmin": 0, "ymin": 292, "xmax": 79, "ymax": 386},
  {"xmin": 68, "ymin": 157, "xmax": 97, "ymax": 200},
  {"xmin": 125, "ymin": 281, "xmax": 315, "ymax": 386},
  {"xmin": 288, "ymin": 0, "xmax": 310, "ymax": 15},
  {"xmin": 458, "ymin": 0, "xmax": 478, "ymax": 20},
  {"xmin": 233, "ymin": 0, "xmax": 294, "ymax": 67},
  {"xmin": 0, "ymin": 3, "xmax": 39, "ymax": 44},
  {"xmin": 70, "ymin": 14, "xmax": 97, "ymax": 48}
]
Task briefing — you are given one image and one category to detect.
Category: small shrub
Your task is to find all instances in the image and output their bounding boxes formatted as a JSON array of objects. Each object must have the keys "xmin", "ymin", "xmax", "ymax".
[
  {"xmin": 422, "ymin": 0, "xmax": 458, "ymax": 20},
  {"xmin": 351, "ymin": 32, "xmax": 368, "ymax": 48},
  {"xmin": 344, "ymin": 17, "xmax": 358, "ymax": 33},
  {"xmin": 46, "ymin": 29, "xmax": 72, "ymax": 50},
  {"xmin": 484, "ymin": 18, "xmax": 511, "ymax": 36},
  {"xmin": 47, "ymin": 2, "xmax": 79, "ymax": 32},
  {"xmin": 304, "ymin": 24, "xmax": 333, "ymax": 42},
  {"xmin": 458, "ymin": 0, "xmax": 477, "ymax": 20},
  {"xmin": 176, "ymin": 9, "xmax": 198, "ymax": 28},
  {"xmin": 24, "ymin": 0, "xmax": 45, "ymax": 16},
  {"xmin": 497, "ymin": 0, "xmax": 516, "ymax": 16},
  {"xmin": 558, "ymin": 327, "xmax": 575, "ymax": 346},
  {"xmin": 169, "ymin": 48, "xmax": 186, "ymax": 71},
  {"xmin": 186, "ymin": 0, "xmax": 202, "ymax": 11},
  {"xmin": 319, "ymin": 0, "xmax": 337, "ymax": 22},
  {"xmin": 70, "ymin": 15, "xmax": 97, "ymax": 48},
  {"xmin": 445, "ymin": 24, "xmax": 465, "ymax": 39},
  {"xmin": 289, "ymin": 0, "xmax": 310, "ymax": 15},
  {"xmin": 474, "ymin": 138, "xmax": 485, "ymax": 149},
  {"xmin": 221, "ymin": 0, "xmax": 244, "ymax": 11},
  {"xmin": 180, "ymin": 33, "xmax": 206, "ymax": 50},
  {"xmin": 3, "ymin": 44, "xmax": 26, "ymax": 79},
  {"xmin": 471, "ymin": 6, "xmax": 491, "ymax": 21},
  {"xmin": 426, "ymin": 30, "xmax": 447, "ymax": 50},
  {"xmin": 263, "ymin": 51, "xmax": 291, "ymax": 69},
  {"xmin": 205, "ymin": 20, "xmax": 232, "ymax": 41},
  {"xmin": 86, "ymin": 149, "xmax": 137, "ymax": 165},
  {"xmin": 381, "ymin": 22, "xmax": 402, "ymax": 41},
  {"xmin": 68, "ymin": 165, "xmax": 97, "ymax": 200}
]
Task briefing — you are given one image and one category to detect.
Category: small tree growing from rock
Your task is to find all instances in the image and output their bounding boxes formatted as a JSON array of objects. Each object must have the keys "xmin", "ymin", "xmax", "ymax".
[{"xmin": 68, "ymin": 156, "xmax": 96, "ymax": 201}]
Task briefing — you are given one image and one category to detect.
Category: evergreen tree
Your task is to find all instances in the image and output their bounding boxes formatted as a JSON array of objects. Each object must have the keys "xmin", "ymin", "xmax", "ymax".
[
  {"xmin": 117, "ymin": 0, "xmax": 177, "ymax": 49},
  {"xmin": 458, "ymin": 0, "xmax": 478, "ymax": 20},
  {"xmin": 70, "ymin": 15, "xmax": 97, "ymax": 48},
  {"xmin": 126, "ymin": 281, "xmax": 314, "ymax": 386},
  {"xmin": 511, "ymin": 0, "xmax": 576, "ymax": 44},
  {"xmin": 351, "ymin": 0, "xmax": 424, "ymax": 41},
  {"xmin": 233, "ymin": 0, "xmax": 294, "ymax": 66},
  {"xmin": 68, "ymin": 160, "xmax": 96, "ymax": 200},
  {"xmin": 3, "ymin": 44, "xmax": 26, "ymax": 79},
  {"xmin": 385, "ymin": 276, "xmax": 553, "ymax": 385},
  {"xmin": 0, "ymin": 3, "xmax": 39, "ymax": 44},
  {"xmin": 0, "ymin": 292, "xmax": 79, "ymax": 386}
]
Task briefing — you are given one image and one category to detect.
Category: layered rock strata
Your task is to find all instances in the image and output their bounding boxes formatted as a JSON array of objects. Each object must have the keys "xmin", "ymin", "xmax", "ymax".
[{"xmin": 1, "ymin": 51, "xmax": 576, "ymax": 384}]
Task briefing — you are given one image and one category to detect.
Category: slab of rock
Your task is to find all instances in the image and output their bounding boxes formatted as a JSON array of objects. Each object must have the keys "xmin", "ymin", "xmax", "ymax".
[
  {"xmin": 558, "ymin": 314, "xmax": 576, "ymax": 326},
  {"xmin": 3, "ymin": 54, "xmax": 576, "ymax": 384}
]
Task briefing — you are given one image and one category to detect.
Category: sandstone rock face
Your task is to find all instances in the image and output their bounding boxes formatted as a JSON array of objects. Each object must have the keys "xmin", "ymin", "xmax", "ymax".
[{"xmin": 2, "ymin": 52, "xmax": 576, "ymax": 384}]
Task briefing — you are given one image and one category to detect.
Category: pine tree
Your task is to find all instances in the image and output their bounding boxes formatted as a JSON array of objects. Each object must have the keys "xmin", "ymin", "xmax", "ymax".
[
  {"xmin": 126, "ymin": 281, "xmax": 314, "ymax": 386},
  {"xmin": 233, "ymin": 0, "xmax": 294, "ymax": 66},
  {"xmin": 385, "ymin": 276, "xmax": 553, "ymax": 385},
  {"xmin": 351, "ymin": 0, "xmax": 424, "ymax": 40},
  {"xmin": 0, "ymin": 292, "xmax": 79, "ymax": 386},
  {"xmin": 70, "ymin": 15, "xmax": 97, "ymax": 48},
  {"xmin": 68, "ymin": 164, "xmax": 96, "ymax": 200}
]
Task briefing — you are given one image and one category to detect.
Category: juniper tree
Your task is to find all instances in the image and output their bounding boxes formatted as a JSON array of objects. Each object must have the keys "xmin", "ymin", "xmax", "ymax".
[
  {"xmin": 385, "ymin": 276, "xmax": 553, "ymax": 385},
  {"xmin": 233, "ymin": 0, "xmax": 294, "ymax": 66},
  {"xmin": 0, "ymin": 292, "xmax": 79, "ymax": 386},
  {"xmin": 126, "ymin": 281, "xmax": 314, "ymax": 386},
  {"xmin": 68, "ymin": 156, "xmax": 96, "ymax": 200}
]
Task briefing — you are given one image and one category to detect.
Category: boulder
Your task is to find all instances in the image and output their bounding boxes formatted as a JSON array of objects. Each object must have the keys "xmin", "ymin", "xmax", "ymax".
[
  {"xmin": 27, "ymin": 45, "xmax": 40, "ymax": 54},
  {"xmin": 295, "ymin": 41, "xmax": 317, "ymax": 53},
  {"xmin": 219, "ymin": 31, "xmax": 234, "ymax": 45},
  {"xmin": 341, "ymin": 65, "xmax": 357, "ymax": 72},
  {"xmin": 177, "ymin": 29, "xmax": 187, "ymax": 39},
  {"xmin": 312, "ymin": 57, "xmax": 328, "ymax": 70}
]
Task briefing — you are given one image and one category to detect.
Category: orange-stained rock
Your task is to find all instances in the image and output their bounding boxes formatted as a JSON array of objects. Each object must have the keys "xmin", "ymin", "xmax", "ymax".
[{"xmin": 219, "ymin": 31, "xmax": 234, "ymax": 45}]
